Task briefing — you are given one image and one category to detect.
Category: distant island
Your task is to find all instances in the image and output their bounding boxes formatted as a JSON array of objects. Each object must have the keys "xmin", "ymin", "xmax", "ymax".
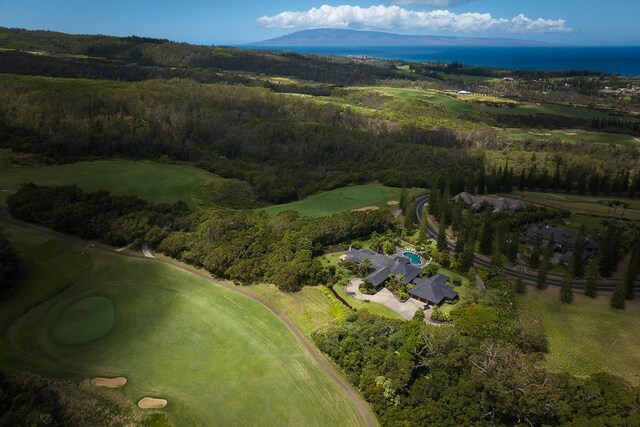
[{"xmin": 250, "ymin": 28, "xmax": 549, "ymax": 47}]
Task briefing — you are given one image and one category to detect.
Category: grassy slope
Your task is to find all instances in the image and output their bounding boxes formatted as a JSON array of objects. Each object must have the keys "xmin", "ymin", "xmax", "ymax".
[
  {"xmin": 0, "ymin": 225, "xmax": 367, "ymax": 427},
  {"xmin": 245, "ymin": 284, "xmax": 339, "ymax": 336},
  {"xmin": 365, "ymin": 86, "xmax": 605, "ymax": 120},
  {"xmin": 263, "ymin": 184, "xmax": 413, "ymax": 218},
  {"xmin": 502, "ymin": 128, "xmax": 638, "ymax": 146},
  {"xmin": 0, "ymin": 160, "xmax": 214, "ymax": 209},
  {"xmin": 509, "ymin": 191, "xmax": 640, "ymax": 222},
  {"xmin": 518, "ymin": 287, "xmax": 640, "ymax": 385}
]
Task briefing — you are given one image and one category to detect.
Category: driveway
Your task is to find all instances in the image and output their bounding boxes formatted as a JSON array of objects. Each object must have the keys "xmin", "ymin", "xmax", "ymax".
[{"xmin": 345, "ymin": 279, "xmax": 429, "ymax": 320}]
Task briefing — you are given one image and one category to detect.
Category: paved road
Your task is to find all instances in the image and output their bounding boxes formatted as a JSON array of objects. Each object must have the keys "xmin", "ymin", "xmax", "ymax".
[
  {"xmin": 0, "ymin": 209, "xmax": 377, "ymax": 427},
  {"xmin": 415, "ymin": 195, "xmax": 640, "ymax": 293}
]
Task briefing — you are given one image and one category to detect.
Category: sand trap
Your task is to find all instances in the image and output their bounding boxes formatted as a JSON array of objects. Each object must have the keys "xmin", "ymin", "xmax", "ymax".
[
  {"xmin": 352, "ymin": 206, "xmax": 380, "ymax": 212},
  {"xmin": 138, "ymin": 397, "xmax": 168, "ymax": 409},
  {"xmin": 387, "ymin": 200, "xmax": 399, "ymax": 206},
  {"xmin": 564, "ymin": 132, "xmax": 579, "ymax": 136},
  {"xmin": 91, "ymin": 377, "xmax": 127, "ymax": 388},
  {"xmin": 635, "ymin": 137, "xmax": 640, "ymax": 142},
  {"xmin": 115, "ymin": 243, "xmax": 133, "ymax": 253}
]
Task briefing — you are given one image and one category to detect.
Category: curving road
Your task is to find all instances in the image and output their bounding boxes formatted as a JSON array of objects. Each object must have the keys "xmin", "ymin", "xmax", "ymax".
[
  {"xmin": 0, "ymin": 209, "xmax": 377, "ymax": 427},
  {"xmin": 415, "ymin": 194, "xmax": 640, "ymax": 293}
]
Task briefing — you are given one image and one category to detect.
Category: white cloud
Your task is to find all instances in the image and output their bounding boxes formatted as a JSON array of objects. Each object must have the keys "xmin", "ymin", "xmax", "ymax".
[
  {"xmin": 389, "ymin": 0, "xmax": 476, "ymax": 6},
  {"xmin": 257, "ymin": 5, "xmax": 573, "ymax": 34}
]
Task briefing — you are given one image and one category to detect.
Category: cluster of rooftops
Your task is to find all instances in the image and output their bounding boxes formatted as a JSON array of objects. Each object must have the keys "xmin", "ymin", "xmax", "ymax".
[
  {"xmin": 526, "ymin": 225, "xmax": 598, "ymax": 264},
  {"xmin": 453, "ymin": 192, "xmax": 527, "ymax": 213},
  {"xmin": 341, "ymin": 248, "xmax": 458, "ymax": 306}
]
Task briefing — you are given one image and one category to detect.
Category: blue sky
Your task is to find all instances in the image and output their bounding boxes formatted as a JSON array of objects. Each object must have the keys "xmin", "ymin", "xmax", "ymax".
[{"xmin": 0, "ymin": 0, "xmax": 638, "ymax": 45}]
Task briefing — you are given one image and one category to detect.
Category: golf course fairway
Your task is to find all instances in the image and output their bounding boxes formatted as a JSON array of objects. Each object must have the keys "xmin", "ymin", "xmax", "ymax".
[{"xmin": 1, "ymin": 225, "xmax": 368, "ymax": 426}]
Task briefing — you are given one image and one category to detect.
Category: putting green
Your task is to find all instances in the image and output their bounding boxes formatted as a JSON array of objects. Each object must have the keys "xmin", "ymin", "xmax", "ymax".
[
  {"xmin": 53, "ymin": 296, "xmax": 115, "ymax": 345},
  {"xmin": 341, "ymin": 186, "xmax": 383, "ymax": 201},
  {"xmin": 263, "ymin": 184, "xmax": 419, "ymax": 218}
]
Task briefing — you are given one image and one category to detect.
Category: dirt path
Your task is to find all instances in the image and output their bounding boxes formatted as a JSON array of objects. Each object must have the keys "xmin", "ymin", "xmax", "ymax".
[{"xmin": 0, "ymin": 209, "xmax": 377, "ymax": 427}]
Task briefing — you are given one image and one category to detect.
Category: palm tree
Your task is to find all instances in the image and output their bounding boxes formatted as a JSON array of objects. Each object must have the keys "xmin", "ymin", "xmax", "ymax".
[
  {"xmin": 612, "ymin": 200, "xmax": 621, "ymax": 217},
  {"xmin": 606, "ymin": 201, "xmax": 615, "ymax": 215},
  {"xmin": 621, "ymin": 202, "xmax": 631, "ymax": 218}
]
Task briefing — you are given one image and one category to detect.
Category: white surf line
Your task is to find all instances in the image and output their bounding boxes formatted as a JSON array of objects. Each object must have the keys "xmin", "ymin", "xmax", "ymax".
[{"xmin": 141, "ymin": 243, "xmax": 155, "ymax": 258}]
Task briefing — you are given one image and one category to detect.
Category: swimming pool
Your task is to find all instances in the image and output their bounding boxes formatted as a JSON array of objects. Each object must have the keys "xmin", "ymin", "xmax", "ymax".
[{"xmin": 403, "ymin": 251, "xmax": 422, "ymax": 265}]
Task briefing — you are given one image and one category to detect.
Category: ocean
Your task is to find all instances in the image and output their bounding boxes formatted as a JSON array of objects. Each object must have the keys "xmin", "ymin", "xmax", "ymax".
[{"xmin": 246, "ymin": 45, "xmax": 640, "ymax": 76}]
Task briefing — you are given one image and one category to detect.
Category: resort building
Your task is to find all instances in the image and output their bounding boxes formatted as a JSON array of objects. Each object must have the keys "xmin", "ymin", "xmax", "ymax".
[
  {"xmin": 526, "ymin": 225, "xmax": 598, "ymax": 263},
  {"xmin": 453, "ymin": 192, "xmax": 527, "ymax": 213}
]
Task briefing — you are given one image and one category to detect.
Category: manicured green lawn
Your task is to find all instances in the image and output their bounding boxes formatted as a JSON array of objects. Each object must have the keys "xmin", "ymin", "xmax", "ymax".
[
  {"xmin": 0, "ymin": 160, "xmax": 214, "ymax": 209},
  {"xmin": 1, "ymin": 226, "xmax": 367, "ymax": 426},
  {"xmin": 264, "ymin": 184, "xmax": 414, "ymax": 218},
  {"xmin": 501, "ymin": 128, "xmax": 638, "ymax": 146},
  {"xmin": 509, "ymin": 191, "xmax": 640, "ymax": 222},
  {"xmin": 437, "ymin": 267, "xmax": 470, "ymax": 316},
  {"xmin": 332, "ymin": 284, "xmax": 405, "ymax": 320},
  {"xmin": 518, "ymin": 287, "xmax": 640, "ymax": 385},
  {"xmin": 245, "ymin": 284, "xmax": 339, "ymax": 336}
]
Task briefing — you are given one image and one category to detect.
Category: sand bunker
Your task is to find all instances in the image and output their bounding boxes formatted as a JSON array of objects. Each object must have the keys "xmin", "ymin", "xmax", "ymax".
[
  {"xmin": 564, "ymin": 132, "xmax": 579, "ymax": 136},
  {"xmin": 634, "ymin": 137, "xmax": 640, "ymax": 142},
  {"xmin": 91, "ymin": 377, "xmax": 127, "ymax": 388},
  {"xmin": 352, "ymin": 206, "xmax": 380, "ymax": 212},
  {"xmin": 528, "ymin": 131, "xmax": 552, "ymax": 136},
  {"xmin": 138, "ymin": 397, "xmax": 168, "ymax": 409},
  {"xmin": 387, "ymin": 200, "xmax": 399, "ymax": 206}
]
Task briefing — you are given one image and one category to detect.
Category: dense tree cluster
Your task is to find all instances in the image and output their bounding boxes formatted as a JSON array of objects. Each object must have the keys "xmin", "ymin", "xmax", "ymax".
[
  {"xmin": 313, "ymin": 269, "xmax": 640, "ymax": 426},
  {"xmin": 0, "ymin": 74, "xmax": 477, "ymax": 204},
  {"xmin": 7, "ymin": 184, "xmax": 394, "ymax": 292}
]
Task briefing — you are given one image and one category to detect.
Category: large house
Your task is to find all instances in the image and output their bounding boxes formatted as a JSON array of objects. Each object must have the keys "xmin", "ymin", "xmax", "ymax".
[
  {"xmin": 526, "ymin": 225, "xmax": 598, "ymax": 263},
  {"xmin": 409, "ymin": 274, "xmax": 459, "ymax": 306},
  {"xmin": 453, "ymin": 192, "xmax": 527, "ymax": 213},
  {"xmin": 341, "ymin": 248, "xmax": 458, "ymax": 306}
]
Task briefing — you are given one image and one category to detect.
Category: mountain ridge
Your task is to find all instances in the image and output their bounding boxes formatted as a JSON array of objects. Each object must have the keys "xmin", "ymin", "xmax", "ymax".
[{"xmin": 250, "ymin": 28, "xmax": 550, "ymax": 47}]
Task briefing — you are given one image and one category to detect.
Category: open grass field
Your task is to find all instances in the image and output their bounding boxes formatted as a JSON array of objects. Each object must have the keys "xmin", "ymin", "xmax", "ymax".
[
  {"xmin": 263, "ymin": 184, "xmax": 415, "ymax": 218},
  {"xmin": 502, "ymin": 128, "xmax": 639, "ymax": 146},
  {"xmin": 364, "ymin": 86, "xmax": 607, "ymax": 120},
  {"xmin": 509, "ymin": 191, "xmax": 640, "ymax": 222},
  {"xmin": 0, "ymin": 160, "xmax": 214, "ymax": 210},
  {"xmin": 518, "ymin": 287, "xmax": 640, "ymax": 385},
  {"xmin": 0, "ymin": 225, "xmax": 368, "ymax": 426}
]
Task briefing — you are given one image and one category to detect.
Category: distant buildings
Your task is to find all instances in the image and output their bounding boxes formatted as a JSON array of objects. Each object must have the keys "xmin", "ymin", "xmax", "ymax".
[
  {"xmin": 453, "ymin": 192, "xmax": 527, "ymax": 213},
  {"xmin": 526, "ymin": 225, "xmax": 598, "ymax": 264}
]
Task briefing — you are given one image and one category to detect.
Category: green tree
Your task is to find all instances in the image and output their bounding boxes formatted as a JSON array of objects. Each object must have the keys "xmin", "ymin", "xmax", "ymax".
[
  {"xmin": 537, "ymin": 243, "xmax": 553, "ymax": 290},
  {"xmin": 572, "ymin": 225, "xmax": 586, "ymax": 277},
  {"xmin": 610, "ymin": 281, "xmax": 627, "ymax": 310},
  {"xmin": 528, "ymin": 235, "xmax": 542, "ymax": 269},
  {"xmin": 584, "ymin": 255, "xmax": 600, "ymax": 298},
  {"xmin": 623, "ymin": 240, "xmax": 639, "ymax": 300},
  {"xmin": 437, "ymin": 213, "xmax": 448, "ymax": 252},
  {"xmin": 478, "ymin": 211, "xmax": 494, "ymax": 256},
  {"xmin": 560, "ymin": 270, "xmax": 574, "ymax": 304}
]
